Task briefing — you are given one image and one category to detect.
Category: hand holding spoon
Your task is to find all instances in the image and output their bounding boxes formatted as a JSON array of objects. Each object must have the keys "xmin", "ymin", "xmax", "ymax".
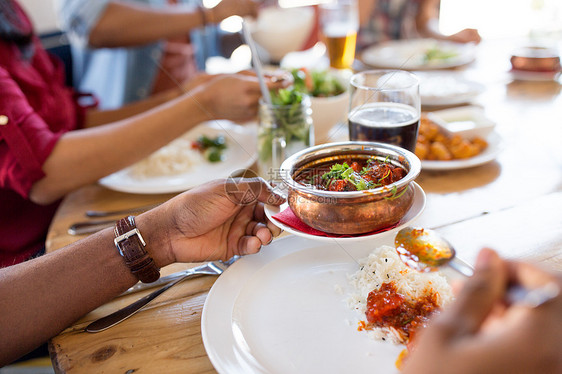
[{"xmin": 395, "ymin": 226, "xmax": 560, "ymax": 308}]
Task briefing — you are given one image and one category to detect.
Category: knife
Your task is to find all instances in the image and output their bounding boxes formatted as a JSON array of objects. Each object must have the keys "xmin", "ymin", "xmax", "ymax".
[{"xmin": 86, "ymin": 261, "xmax": 228, "ymax": 332}]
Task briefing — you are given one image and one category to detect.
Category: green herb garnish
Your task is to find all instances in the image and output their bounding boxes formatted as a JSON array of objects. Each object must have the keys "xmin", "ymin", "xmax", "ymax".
[
  {"xmin": 322, "ymin": 162, "xmax": 350, "ymax": 180},
  {"xmin": 384, "ymin": 185, "xmax": 409, "ymax": 201},
  {"xmin": 321, "ymin": 162, "xmax": 375, "ymax": 191},
  {"xmin": 193, "ymin": 135, "xmax": 227, "ymax": 163}
]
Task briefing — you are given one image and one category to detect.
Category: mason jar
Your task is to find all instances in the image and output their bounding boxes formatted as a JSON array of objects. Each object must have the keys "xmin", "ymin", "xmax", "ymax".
[{"xmin": 257, "ymin": 96, "xmax": 314, "ymax": 183}]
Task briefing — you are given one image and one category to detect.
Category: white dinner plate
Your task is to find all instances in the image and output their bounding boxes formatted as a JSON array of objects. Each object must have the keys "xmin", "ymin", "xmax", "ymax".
[
  {"xmin": 202, "ymin": 235, "xmax": 458, "ymax": 374},
  {"xmin": 421, "ymin": 131, "xmax": 504, "ymax": 171},
  {"xmin": 99, "ymin": 121, "xmax": 257, "ymax": 194},
  {"xmin": 415, "ymin": 71, "xmax": 485, "ymax": 106},
  {"xmin": 264, "ymin": 182, "xmax": 425, "ymax": 242},
  {"xmin": 361, "ymin": 39, "xmax": 477, "ymax": 70}
]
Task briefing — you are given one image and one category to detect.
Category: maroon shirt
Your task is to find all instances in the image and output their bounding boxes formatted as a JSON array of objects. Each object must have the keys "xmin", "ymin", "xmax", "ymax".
[{"xmin": 0, "ymin": 1, "xmax": 86, "ymax": 267}]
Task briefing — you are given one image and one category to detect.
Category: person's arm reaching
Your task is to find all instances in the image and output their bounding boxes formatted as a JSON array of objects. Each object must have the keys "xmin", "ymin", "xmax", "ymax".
[
  {"xmin": 416, "ymin": 0, "xmax": 481, "ymax": 44},
  {"xmin": 29, "ymin": 74, "xmax": 286, "ymax": 205},
  {"xmin": 85, "ymin": 0, "xmax": 257, "ymax": 48},
  {"xmin": 0, "ymin": 177, "xmax": 284, "ymax": 366}
]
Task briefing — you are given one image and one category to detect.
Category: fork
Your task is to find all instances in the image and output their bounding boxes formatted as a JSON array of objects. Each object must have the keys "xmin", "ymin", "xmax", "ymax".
[
  {"xmin": 85, "ymin": 257, "xmax": 238, "ymax": 333},
  {"xmin": 85, "ymin": 203, "xmax": 160, "ymax": 218}
]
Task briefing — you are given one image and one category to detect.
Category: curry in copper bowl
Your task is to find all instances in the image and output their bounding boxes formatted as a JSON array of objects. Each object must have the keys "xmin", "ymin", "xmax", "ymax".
[{"xmin": 279, "ymin": 142, "xmax": 421, "ymax": 234}]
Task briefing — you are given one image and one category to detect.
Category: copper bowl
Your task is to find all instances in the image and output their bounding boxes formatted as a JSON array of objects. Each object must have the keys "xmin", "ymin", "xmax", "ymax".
[
  {"xmin": 279, "ymin": 142, "xmax": 421, "ymax": 235},
  {"xmin": 510, "ymin": 46, "xmax": 561, "ymax": 72}
]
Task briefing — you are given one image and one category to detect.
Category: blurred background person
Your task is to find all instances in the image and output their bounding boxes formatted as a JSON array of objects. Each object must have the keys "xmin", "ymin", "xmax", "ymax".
[
  {"xmin": 356, "ymin": 0, "xmax": 481, "ymax": 50},
  {"xmin": 56, "ymin": 0, "xmax": 258, "ymax": 109},
  {"xmin": 0, "ymin": 0, "xmax": 287, "ymax": 268}
]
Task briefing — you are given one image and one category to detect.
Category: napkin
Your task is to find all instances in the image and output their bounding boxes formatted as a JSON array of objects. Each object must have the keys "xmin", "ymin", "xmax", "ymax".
[{"xmin": 272, "ymin": 207, "xmax": 398, "ymax": 238}]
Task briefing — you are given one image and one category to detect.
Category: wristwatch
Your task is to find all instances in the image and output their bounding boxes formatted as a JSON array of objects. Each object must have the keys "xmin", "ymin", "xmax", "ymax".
[{"xmin": 114, "ymin": 216, "xmax": 160, "ymax": 283}]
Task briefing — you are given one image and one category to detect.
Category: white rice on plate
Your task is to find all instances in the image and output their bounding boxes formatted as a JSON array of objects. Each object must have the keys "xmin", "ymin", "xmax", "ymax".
[
  {"xmin": 129, "ymin": 133, "xmax": 205, "ymax": 178},
  {"xmin": 347, "ymin": 245, "xmax": 453, "ymax": 344}
]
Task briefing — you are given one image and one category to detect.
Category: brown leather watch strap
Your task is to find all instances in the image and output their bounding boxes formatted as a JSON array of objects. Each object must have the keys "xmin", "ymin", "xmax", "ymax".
[{"xmin": 114, "ymin": 216, "xmax": 160, "ymax": 283}]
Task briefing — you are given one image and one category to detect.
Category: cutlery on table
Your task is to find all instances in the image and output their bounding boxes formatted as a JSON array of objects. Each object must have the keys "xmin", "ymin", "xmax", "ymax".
[
  {"xmin": 85, "ymin": 203, "xmax": 160, "ymax": 218},
  {"xmin": 70, "ymin": 205, "xmax": 162, "ymax": 235},
  {"xmin": 395, "ymin": 226, "xmax": 560, "ymax": 308},
  {"xmin": 121, "ymin": 262, "xmax": 223, "ymax": 296},
  {"xmin": 85, "ymin": 256, "xmax": 238, "ymax": 333},
  {"xmin": 68, "ymin": 219, "xmax": 116, "ymax": 235}
]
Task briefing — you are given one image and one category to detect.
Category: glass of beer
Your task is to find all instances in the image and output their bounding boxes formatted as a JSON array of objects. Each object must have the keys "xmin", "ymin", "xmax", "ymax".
[
  {"xmin": 348, "ymin": 70, "xmax": 420, "ymax": 152},
  {"xmin": 319, "ymin": 0, "xmax": 359, "ymax": 70}
]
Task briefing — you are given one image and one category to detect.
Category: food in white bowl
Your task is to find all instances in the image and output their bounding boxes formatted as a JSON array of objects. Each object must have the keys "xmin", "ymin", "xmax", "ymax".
[
  {"xmin": 248, "ymin": 6, "xmax": 315, "ymax": 62},
  {"xmin": 425, "ymin": 105, "xmax": 495, "ymax": 139},
  {"xmin": 291, "ymin": 68, "xmax": 351, "ymax": 144},
  {"xmin": 415, "ymin": 112, "xmax": 489, "ymax": 161}
]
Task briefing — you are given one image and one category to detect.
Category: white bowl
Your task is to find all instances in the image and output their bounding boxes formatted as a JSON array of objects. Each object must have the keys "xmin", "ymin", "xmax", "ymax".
[
  {"xmin": 248, "ymin": 7, "xmax": 315, "ymax": 62},
  {"xmin": 426, "ymin": 105, "xmax": 495, "ymax": 139},
  {"xmin": 309, "ymin": 69, "xmax": 352, "ymax": 144},
  {"xmin": 311, "ymin": 91, "xmax": 349, "ymax": 144}
]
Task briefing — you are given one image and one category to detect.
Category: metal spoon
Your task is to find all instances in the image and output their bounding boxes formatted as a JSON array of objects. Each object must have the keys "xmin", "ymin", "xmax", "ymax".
[
  {"xmin": 395, "ymin": 226, "xmax": 560, "ymax": 308},
  {"xmin": 395, "ymin": 226, "xmax": 473, "ymax": 276}
]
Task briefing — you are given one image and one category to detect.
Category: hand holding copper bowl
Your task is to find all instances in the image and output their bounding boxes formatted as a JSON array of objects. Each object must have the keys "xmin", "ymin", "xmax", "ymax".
[{"xmin": 279, "ymin": 142, "xmax": 421, "ymax": 235}]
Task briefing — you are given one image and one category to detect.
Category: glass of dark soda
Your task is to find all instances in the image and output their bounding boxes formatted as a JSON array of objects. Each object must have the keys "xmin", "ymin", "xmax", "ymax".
[{"xmin": 348, "ymin": 70, "xmax": 420, "ymax": 152}]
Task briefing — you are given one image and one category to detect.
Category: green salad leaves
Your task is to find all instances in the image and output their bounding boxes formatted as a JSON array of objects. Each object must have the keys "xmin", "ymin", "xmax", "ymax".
[
  {"xmin": 423, "ymin": 46, "xmax": 458, "ymax": 63},
  {"xmin": 291, "ymin": 68, "xmax": 345, "ymax": 97},
  {"xmin": 258, "ymin": 88, "xmax": 311, "ymax": 165}
]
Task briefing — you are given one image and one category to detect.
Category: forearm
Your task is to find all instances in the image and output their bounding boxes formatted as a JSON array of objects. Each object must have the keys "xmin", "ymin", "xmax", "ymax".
[
  {"xmin": 357, "ymin": 0, "xmax": 375, "ymax": 27},
  {"xmin": 416, "ymin": 0, "xmax": 442, "ymax": 39},
  {"xmin": 0, "ymin": 205, "xmax": 176, "ymax": 366},
  {"xmin": 0, "ymin": 228, "xmax": 133, "ymax": 366},
  {"xmin": 29, "ymin": 92, "xmax": 210, "ymax": 205},
  {"xmin": 88, "ymin": 1, "xmax": 204, "ymax": 48},
  {"xmin": 85, "ymin": 73, "xmax": 217, "ymax": 127},
  {"xmin": 85, "ymin": 87, "xmax": 181, "ymax": 127}
]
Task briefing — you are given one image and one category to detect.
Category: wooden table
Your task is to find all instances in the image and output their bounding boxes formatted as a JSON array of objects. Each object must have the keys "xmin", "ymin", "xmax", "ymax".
[{"xmin": 46, "ymin": 38, "xmax": 562, "ymax": 373}]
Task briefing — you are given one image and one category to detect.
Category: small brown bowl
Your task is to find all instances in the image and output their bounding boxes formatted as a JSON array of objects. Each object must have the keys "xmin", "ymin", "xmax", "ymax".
[
  {"xmin": 510, "ymin": 46, "xmax": 561, "ymax": 72},
  {"xmin": 279, "ymin": 142, "xmax": 422, "ymax": 235}
]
